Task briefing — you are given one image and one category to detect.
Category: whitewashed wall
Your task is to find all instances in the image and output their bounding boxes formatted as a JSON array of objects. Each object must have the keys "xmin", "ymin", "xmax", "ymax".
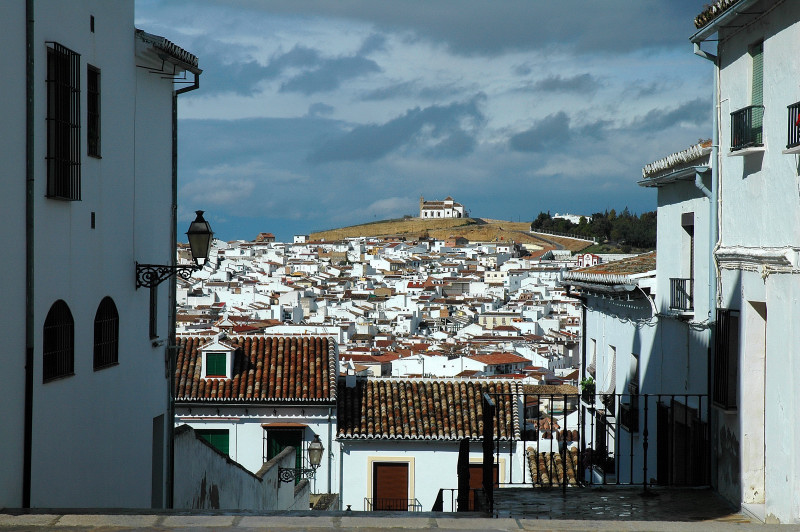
[
  {"xmin": 14, "ymin": 0, "xmax": 179, "ymax": 508},
  {"xmin": 338, "ymin": 440, "xmax": 522, "ymax": 512},
  {"xmin": 0, "ymin": 0, "xmax": 28, "ymax": 509},
  {"xmin": 174, "ymin": 425, "xmax": 309, "ymax": 510},
  {"xmin": 176, "ymin": 405, "xmax": 339, "ymax": 497}
]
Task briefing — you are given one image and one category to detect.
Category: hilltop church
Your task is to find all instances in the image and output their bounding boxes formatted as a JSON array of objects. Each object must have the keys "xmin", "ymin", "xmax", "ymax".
[{"xmin": 419, "ymin": 196, "xmax": 467, "ymax": 219}]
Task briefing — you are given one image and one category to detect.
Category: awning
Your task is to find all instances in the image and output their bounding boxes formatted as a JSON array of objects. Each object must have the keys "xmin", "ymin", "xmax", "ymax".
[{"xmin": 261, "ymin": 422, "xmax": 308, "ymax": 429}]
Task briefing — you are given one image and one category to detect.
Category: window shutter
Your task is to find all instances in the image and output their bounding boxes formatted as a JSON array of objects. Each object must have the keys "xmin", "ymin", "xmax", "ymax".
[
  {"xmin": 206, "ymin": 353, "xmax": 227, "ymax": 377},
  {"xmin": 751, "ymin": 41, "xmax": 763, "ymax": 106}
]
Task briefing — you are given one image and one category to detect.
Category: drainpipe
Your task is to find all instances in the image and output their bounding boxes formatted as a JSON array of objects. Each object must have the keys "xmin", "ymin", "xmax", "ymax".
[
  {"xmin": 327, "ymin": 406, "xmax": 333, "ymax": 494},
  {"xmin": 693, "ymin": 41, "xmax": 719, "ymax": 322},
  {"xmin": 338, "ymin": 441, "xmax": 344, "ymax": 510},
  {"xmin": 23, "ymin": 0, "xmax": 34, "ymax": 509},
  {"xmin": 166, "ymin": 70, "xmax": 200, "ymax": 509},
  {"xmin": 694, "ymin": 39, "xmax": 719, "ymax": 487}
]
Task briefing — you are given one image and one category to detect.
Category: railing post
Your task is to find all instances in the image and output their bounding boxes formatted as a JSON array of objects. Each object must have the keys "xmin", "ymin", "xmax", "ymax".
[
  {"xmin": 642, "ymin": 394, "xmax": 649, "ymax": 494},
  {"xmin": 562, "ymin": 393, "xmax": 568, "ymax": 494},
  {"xmin": 482, "ymin": 393, "xmax": 495, "ymax": 516}
]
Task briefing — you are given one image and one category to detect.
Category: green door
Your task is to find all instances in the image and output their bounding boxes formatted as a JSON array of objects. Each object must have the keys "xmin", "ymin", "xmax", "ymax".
[{"xmin": 267, "ymin": 429, "xmax": 303, "ymax": 470}]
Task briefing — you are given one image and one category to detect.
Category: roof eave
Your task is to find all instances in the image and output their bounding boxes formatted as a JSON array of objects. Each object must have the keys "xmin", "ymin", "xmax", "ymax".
[
  {"xmin": 690, "ymin": 0, "xmax": 760, "ymax": 43},
  {"xmin": 638, "ymin": 165, "xmax": 710, "ymax": 188}
]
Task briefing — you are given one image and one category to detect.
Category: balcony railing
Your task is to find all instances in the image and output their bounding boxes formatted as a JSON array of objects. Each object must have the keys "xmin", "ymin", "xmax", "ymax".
[
  {"xmin": 364, "ymin": 498, "xmax": 422, "ymax": 512},
  {"xmin": 431, "ymin": 488, "xmax": 486, "ymax": 512},
  {"xmin": 730, "ymin": 104, "xmax": 764, "ymax": 151},
  {"xmin": 669, "ymin": 278, "xmax": 693, "ymax": 312},
  {"xmin": 787, "ymin": 102, "xmax": 800, "ymax": 149}
]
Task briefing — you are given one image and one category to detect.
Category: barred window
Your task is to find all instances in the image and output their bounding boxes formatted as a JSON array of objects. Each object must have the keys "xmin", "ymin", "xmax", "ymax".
[
  {"xmin": 46, "ymin": 42, "xmax": 81, "ymax": 200},
  {"xmin": 43, "ymin": 300, "xmax": 74, "ymax": 382},
  {"xmin": 87, "ymin": 65, "xmax": 100, "ymax": 157},
  {"xmin": 94, "ymin": 297, "xmax": 119, "ymax": 370},
  {"xmin": 713, "ymin": 309, "xmax": 739, "ymax": 409}
]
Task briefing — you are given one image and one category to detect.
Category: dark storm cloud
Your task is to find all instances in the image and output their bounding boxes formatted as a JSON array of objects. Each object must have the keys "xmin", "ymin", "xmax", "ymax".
[
  {"xmin": 425, "ymin": 130, "xmax": 477, "ymax": 159},
  {"xmin": 225, "ymin": 0, "xmax": 704, "ymax": 56},
  {"xmin": 577, "ymin": 120, "xmax": 613, "ymax": 142},
  {"xmin": 308, "ymin": 96, "xmax": 485, "ymax": 163},
  {"xmin": 520, "ymin": 74, "xmax": 601, "ymax": 94},
  {"xmin": 362, "ymin": 80, "xmax": 466, "ymax": 101},
  {"xmin": 509, "ymin": 112, "xmax": 571, "ymax": 153},
  {"xmin": 359, "ymin": 33, "xmax": 388, "ymax": 55},
  {"xmin": 280, "ymin": 56, "xmax": 381, "ymax": 94},
  {"xmin": 629, "ymin": 98, "xmax": 709, "ymax": 132},
  {"xmin": 362, "ymin": 81, "xmax": 419, "ymax": 101}
]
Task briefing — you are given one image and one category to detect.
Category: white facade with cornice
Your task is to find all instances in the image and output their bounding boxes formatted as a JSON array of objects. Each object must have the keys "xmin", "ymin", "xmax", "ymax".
[{"xmin": 693, "ymin": 0, "xmax": 800, "ymax": 522}]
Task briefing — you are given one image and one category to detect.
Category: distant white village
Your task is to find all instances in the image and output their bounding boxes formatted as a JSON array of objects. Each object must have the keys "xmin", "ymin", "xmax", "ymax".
[{"xmin": 176, "ymin": 231, "xmax": 597, "ymax": 383}]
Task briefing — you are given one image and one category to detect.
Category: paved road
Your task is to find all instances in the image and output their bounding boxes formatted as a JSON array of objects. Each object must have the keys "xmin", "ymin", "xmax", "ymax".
[{"xmin": 0, "ymin": 511, "xmax": 776, "ymax": 532}]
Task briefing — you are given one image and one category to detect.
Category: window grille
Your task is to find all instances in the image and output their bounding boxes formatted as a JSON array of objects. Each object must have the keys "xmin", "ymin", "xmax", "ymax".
[
  {"xmin": 43, "ymin": 300, "xmax": 74, "ymax": 382},
  {"xmin": 713, "ymin": 309, "xmax": 739, "ymax": 409},
  {"xmin": 87, "ymin": 66, "xmax": 100, "ymax": 157},
  {"xmin": 94, "ymin": 297, "xmax": 119, "ymax": 370},
  {"xmin": 46, "ymin": 42, "xmax": 81, "ymax": 200}
]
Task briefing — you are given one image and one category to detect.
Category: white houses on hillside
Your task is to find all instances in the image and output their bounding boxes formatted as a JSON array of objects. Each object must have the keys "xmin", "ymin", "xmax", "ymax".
[
  {"xmin": 692, "ymin": 0, "xmax": 800, "ymax": 522},
  {"xmin": 0, "ymin": 1, "xmax": 200, "ymax": 508}
]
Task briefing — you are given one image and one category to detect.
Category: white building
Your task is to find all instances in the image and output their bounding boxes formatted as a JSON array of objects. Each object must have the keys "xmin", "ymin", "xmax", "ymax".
[
  {"xmin": 0, "ymin": 1, "xmax": 200, "ymax": 509},
  {"xmin": 336, "ymin": 378, "xmax": 521, "ymax": 511},
  {"xmin": 692, "ymin": 0, "xmax": 800, "ymax": 522},
  {"xmin": 419, "ymin": 196, "xmax": 467, "ymax": 219},
  {"xmin": 173, "ymin": 334, "xmax": 340, "ymax": 498}
]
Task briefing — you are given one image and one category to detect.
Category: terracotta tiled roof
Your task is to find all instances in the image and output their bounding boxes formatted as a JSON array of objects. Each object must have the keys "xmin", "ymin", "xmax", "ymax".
[
  {"xmin": 694, "ymin": 0, "xmax": 738, "ymax": 29},
  {"xmin": 572, "ymin": 251, "xmax": 655, "ymax": 276},
  {"xmin": 337, "ymin": 378, "xmax": 520, "ymax": 440},
  {"xmin": 468, "ymin": 352, "xmax": 529, "ymax": 366},
  {"xmin": 527, "ymin": 448, "xmax": 579, "ymax": 487},
  {"xmin": 174, "ymin": 335, "xmax": 337, "ymax": 402}
]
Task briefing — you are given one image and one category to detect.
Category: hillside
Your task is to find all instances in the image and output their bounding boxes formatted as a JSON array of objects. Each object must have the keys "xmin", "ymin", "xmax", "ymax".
[{"xmin": 310, "ymin": 217, "xmax": 592, "ymax": 252}]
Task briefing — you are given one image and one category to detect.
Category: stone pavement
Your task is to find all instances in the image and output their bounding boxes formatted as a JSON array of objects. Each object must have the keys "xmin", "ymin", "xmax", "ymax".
[
  {"xmin": 0, "ymin": 510, "xmax": 776, "ymax": 532},
  {"xmin": 0, "ymin": 487, "xmax": 782, "ymax": 532}
]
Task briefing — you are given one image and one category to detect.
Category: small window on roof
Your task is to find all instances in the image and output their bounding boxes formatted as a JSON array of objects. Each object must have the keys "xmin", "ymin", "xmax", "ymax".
[{"xmin": 205, "ymin": 352, "xmax": 228, "ymax": 378}]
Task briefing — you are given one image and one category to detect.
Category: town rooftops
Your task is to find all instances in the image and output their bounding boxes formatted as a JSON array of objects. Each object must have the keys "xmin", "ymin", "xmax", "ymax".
[
  {"xmin": 561, "ymin": 252, "xmax": 656, "ymax": 293},
  {"xmin": 174, "ymin": 335, "xmax": 337, "ymax": 403},
  {"xmin": 336, "ymin": 378, "xmax": 520, "ymax": 441}
]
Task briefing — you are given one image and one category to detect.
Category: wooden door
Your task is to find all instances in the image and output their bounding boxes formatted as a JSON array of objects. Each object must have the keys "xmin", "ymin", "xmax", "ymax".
[{"xmin": 373, "ymin": 462, "xmax": 409, "ymax": 511}]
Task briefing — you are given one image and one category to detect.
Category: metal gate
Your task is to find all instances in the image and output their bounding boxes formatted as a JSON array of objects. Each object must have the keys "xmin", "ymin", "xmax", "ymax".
[{"xmin": 482, "ymin": 391, "xmax": 710, "ymax": 503}]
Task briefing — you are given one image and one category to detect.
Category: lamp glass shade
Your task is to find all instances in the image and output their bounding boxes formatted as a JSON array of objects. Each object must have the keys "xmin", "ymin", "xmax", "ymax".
[
  {"xmin": 186, "ymin": 210, "xmax": 213, "ymax": 266},
  {"xmin": 307, "ymin": 435, "xmax": 324, "ymax": 467}
]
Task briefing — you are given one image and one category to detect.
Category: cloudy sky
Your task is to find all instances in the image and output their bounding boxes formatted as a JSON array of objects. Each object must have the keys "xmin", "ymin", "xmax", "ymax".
[{"xmin": 135, "ymin": 0, "xmax": 713, "ymax": 242}]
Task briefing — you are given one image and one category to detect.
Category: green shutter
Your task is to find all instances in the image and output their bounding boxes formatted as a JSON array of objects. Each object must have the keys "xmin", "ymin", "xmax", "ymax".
[
  {"xmin": 206, "ymin": 353, "xmax": 227, "ymax": 377},
  {"xmin": 751, "ymin": 41, "xmax": 763, "ymax": 106},
  {"xmin": 197, "ymin": 429, "xmax": 229, "ymax": 455},
  {"xmin": 750, "ymin": 41, "xmax": 763, "ymax": 144}
]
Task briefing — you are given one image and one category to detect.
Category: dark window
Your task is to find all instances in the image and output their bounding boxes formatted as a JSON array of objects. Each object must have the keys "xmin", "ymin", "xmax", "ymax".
[
  {"xmin": 205, "ymin": 353, "xmax": 227, "ymax": 377},
  {"xmin": 43, "ymin": 300, "xmax": 74, "ymax": 382},
  {"xmin": 713, "ymin": 309, "xmax": 739, "ymax": 409},
  {"xmin": 265, "ymin": 428, "xmax": 302, "ymax": 471},
  {"xmin": 46, "ymin": 43, "xmax": 81, "ymax": 200},
  {"xmin": 87, "ymin": 66, "xmax": 100, "ymax": 157},
  {"xmin": 93, "ymin": 296, "xmax": 119, "ymax": 370},
  {"xmin": 196, "ymin": 429, "xmax": 229, "ymax": 455},
  {"xmin": 149, "ymin": 286, "xmax": 157, "ymax": 339}
]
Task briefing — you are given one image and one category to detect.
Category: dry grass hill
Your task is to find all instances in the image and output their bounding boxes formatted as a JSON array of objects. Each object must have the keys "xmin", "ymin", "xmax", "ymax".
[{"xmin": 310, "ymin": 217, "xmax": 591, "ymax": 252}]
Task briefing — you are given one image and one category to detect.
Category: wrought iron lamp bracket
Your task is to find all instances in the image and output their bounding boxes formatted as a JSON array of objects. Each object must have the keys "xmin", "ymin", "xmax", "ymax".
[
  {"xmin": 136, "ymin": 262, "xmax": 199, "ymax": 289},
  {"xmin": 278, "ymin": 466, "xmax": 318, "ymax": 483}
]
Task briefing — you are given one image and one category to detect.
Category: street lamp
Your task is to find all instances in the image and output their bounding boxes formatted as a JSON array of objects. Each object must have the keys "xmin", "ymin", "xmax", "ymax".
[
  {"xmin": 136, "ymin": 210, "xmax": 214, "ymax": 289},
  {"xmin": 279, "ymin": 434, "xmax": 325, "ymax": 483}
]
